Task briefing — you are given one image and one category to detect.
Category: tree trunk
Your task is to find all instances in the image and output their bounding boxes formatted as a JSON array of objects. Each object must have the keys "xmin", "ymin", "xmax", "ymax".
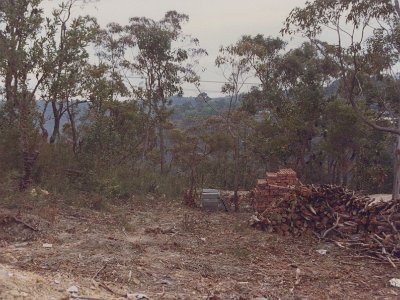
[
  {"xmin": 49, "ymin": 101, "xmax": 61, "ymax": 144},
  {"xmin": 20, "ymin": 150, "xmax": 39, "ymax": 190},
  {"xmin": 18, "ymin": 93, "xmax": 40, "ymax": 190},
  {"xmin": 233, "ymin": 138, "xmax": 240, "ymax": 212},
  {"xmin": 66, "ymin": 100, "xmax": 78, "ymax": 154},
  {"xmin": 393, "ymin": 121, "xmax": 400, "ymax": 201},
  {"xmin": 159, "ymin": 124, "xmax": 165, "ymax": 173},
  {"xmin": 142, "ymin": 106, "xmax": 153, "ymax": 161}
]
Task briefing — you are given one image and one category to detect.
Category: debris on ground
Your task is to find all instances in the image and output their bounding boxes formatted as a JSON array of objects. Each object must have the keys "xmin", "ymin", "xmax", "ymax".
[
  {"xmin": 67, "ymin": 285, "xmax": 79, "ymax": 297},
  {"xmin": 251, "ymin": 170, "xmax": 400, "ymax": 265},
  {"xmin": 1, "ymin": 200, "xmax": 400, "ymax": 299},
  {"xmin": 127, "ymin": 293, "xmax": 149, "ymax": 300},
  {"xmin": 155, "ymin": 278, "xmax": 175, "ymax": 285},
  {"xmin": 390, "ymin": 278, "xmax": 400, "ymax": 288},
  {"xmin": 0, "ymin": 209, "xmax": 44, "ymax": 244},
  {"xmin": 316, "ymin": 249, "xmax": 328, "ymax": 255},
  {"xmin": 144, "ymin": 226, "xmax": 177, "ymax": 235}
]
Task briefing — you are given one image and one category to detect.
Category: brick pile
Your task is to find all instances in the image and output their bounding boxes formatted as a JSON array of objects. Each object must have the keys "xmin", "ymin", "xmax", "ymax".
[{"xmin": 253, "ymin": 169, "xmax": 301, "ymax": 212}]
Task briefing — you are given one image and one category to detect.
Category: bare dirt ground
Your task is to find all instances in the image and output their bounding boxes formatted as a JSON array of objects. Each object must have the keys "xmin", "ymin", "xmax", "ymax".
[{"xmin": 1, "ymin": 198, "xmax": 400, "ymax": 300}]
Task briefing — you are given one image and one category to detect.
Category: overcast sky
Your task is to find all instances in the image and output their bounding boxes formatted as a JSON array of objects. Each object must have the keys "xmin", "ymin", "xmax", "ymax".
[{"xmin": 43, "ymin": 0, "xmax": 308, "ymax": 97}]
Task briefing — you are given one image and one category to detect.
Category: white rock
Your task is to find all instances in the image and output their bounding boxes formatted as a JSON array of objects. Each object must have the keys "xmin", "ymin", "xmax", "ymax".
[
  {"xmin": 390, "ymin": 278, "xmax": 400, "ymax": 288},
  {"xmin": 127, "ymin": 293, "xmax": 149, "ymax": 299},
  {"xmin": 0, "ymin": 270, "xmax": 10, "ymax": 280},
  {"xmin": 30, "ymin": 188, "xmax": 38, "ymax": 197},
  {"xmin": 67, "ymin": 285, "xmax": 79, "ymax": 293},
  {"xmin": 54, "ymin": 279, "xmax": 61, "ymax": 284},
  {"xmin": 40, "ymin": 188, "xmax": 50, "ymax": 196},
  {"xmin": 43, "ymin": 243, "xmax": 53, "ymax": 249},
  {"xmin": 316, "ymin": 249, "xmax": 328, "ymax": 255},
  {"xmin": 13, "ymin": 242, "xmax": 29, "ymax": 248}
]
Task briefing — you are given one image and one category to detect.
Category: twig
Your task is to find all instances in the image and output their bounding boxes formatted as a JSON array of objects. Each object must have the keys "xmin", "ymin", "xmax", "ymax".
[
  {"xmin": 99, "ymin": 282, "xmax": 125, "ymax": 297},
  {"xmin": 338, "ymin": 261, "xmax": 363, "ymax": 267},
  {"xmin": 381, "ymin": 210, "xmax": 399, "ymax": 233},
  {"xmin": 93, "ymin": 263, "xmax": 107, "ymax": 280},
  {"xmin": 322, "ymin": 214, "xmax": 340, "ymax": 238},
  {"xmin": 332, "ymin": 240, "xmax": 346, "ymax": 249},
  {"xmin": 13, "ymin": 217, "xmax": 39, "ymax": 231},
  {"xmin": 376, "ymin": 253, "xmax": 398, "ymax": 269},
  {"xmin": 387, "ymin": 255, "xmax": 398, "ymax": 269},
  {"xmin": 76, "ymin": 297, "xmax": 108, "ymax": 300}
]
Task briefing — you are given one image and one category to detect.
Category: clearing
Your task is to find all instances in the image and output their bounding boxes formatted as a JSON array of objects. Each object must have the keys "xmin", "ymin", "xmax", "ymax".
[{"xmin": 1, "ymin": 198, "xmax": 400, "ymax": 300}]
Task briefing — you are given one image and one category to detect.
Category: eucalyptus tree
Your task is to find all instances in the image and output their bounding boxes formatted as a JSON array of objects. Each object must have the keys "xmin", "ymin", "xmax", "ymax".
[
  {"xmin": 0, "ymin": 0, "xmax": 54, "ymax": 189},
  {"xmin": 122, "ymin": 11, "xmax": 206, "ymax": 173},
  {"xmin": 41, "ymin": 0, "xmax": 99, "ymax": 148},
  {"xmin": 283, "ymin": 0, "xmax": 400, "ymax": 199},
  {"xmin": 0, "ymin": 0, "xmax": 100, "ymax": 188},
  {"xmin": 215, "ymin": 40, "xmax": 255, "ymax": 211}
]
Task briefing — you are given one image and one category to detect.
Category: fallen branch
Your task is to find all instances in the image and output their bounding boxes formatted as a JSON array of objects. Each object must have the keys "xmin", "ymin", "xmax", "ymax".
[
  {"xmin": 13, "ymin": 217, "xmax": 39, "ymax": 232},
  {"xmin": 99, "ymin": 282, "xmax": 125, "ymax": 298},
  {"xmin": 322, "ymin": 214, "xmax": 340, "ymax": 238},
  {"xmin": 93, "ymin": 263, "xmax": 108, "ymax": 280}
]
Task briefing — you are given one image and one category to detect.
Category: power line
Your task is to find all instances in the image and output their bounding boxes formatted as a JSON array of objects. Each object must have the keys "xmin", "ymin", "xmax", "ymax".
[
  {"xmin": 125, "ymin": 76, "xmax": 260, "ymax": 85},
  {"xmin": 198, "ymin": 80, "xmax": 260, "ymax": 85}
]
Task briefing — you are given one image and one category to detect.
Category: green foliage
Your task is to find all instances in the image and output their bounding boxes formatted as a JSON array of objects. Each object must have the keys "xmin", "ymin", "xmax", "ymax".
[{"xmin": 0, "ymin": 1, "xmax": 398, "ymax": 207}]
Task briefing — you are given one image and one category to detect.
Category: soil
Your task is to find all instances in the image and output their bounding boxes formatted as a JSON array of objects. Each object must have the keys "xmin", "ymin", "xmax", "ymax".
[{"xmin": 1, "ymin": 198, "xmax": 400, "ymax": 300}]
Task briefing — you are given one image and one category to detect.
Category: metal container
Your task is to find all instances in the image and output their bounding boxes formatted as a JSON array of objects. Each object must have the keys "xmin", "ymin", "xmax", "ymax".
[{"xmin": 201, "ymin": 189, "xmax": 227, "ymax": 211}]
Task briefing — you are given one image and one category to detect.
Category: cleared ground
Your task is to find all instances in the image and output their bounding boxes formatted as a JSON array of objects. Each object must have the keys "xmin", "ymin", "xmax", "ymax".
[{"xmin": 1, "ymin": 198, "xmax": 400, "ymax": 299}]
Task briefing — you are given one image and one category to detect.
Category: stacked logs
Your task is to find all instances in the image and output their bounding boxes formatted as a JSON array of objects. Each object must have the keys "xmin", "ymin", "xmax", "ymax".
[{"xmin": 251, "ymin": 184, "xmax": 400, "ymax": 261}]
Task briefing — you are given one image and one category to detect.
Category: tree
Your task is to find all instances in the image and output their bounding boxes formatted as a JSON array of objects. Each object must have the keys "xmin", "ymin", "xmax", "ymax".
[
  {"xmin": 0, "ymin": 0, "xmax": 102, "ymax": 189},
  {"xmin": 284, "ymin": 0, "xmax": 400, "ymax": 199},
  {"xmin": 0, "ymin": 0, "xmax": 52, "ymax": 189},
  {"xmin": 122, "ymin": 11, "xmax": 206, "ymax": 173},
  {"xmin": 170, "ymin": 127, "xmax": 210, "ymax": 206},
  {"xmin": 215, "ymin": 40, "xmax": 254, "ymax": 211},
  {"xmin": 41, "ymin": 0, "xmax": 99, "ymax": 148}
]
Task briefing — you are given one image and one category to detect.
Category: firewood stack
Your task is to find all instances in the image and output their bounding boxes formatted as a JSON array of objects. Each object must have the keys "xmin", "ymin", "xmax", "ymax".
[
  {"xmin": 253, "ymin": 169, "xmax": 301, "ymax": 212},
  {"xmin": 251, "ymin": 183, "xmax": 400, "ymax": 262}
]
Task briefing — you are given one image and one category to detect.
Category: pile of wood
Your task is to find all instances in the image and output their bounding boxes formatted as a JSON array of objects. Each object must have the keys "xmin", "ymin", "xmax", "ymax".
[{"xmin": 251, "ymin": 184, "xmax": 400, "ymax": 263}]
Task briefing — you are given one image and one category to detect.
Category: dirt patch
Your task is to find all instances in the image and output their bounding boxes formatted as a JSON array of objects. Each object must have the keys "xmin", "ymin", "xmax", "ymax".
[
  {"xmin": 1, "ymin": 201, "xmax": 400, "ymax": 299},
  {"xmin": 0, "ymin": 209, "xmax": 48, "ymax": 245}
]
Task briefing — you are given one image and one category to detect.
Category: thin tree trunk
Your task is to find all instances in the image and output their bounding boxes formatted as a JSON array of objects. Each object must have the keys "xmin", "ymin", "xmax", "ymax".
[
  {"xmin": 142, "ymin": 107, "xmax": 152, "ymax": 161},
  {"xmin": 18, "ymin": 94, "xmax": 40, "ymax": 190},
  {"xmin": 233, "ymin": 138, "xmax": 240, "ymax": 212},
  {"xmin": 66, "ymin": 99, "xmax": 78, "ymax": 154},
  {"xmin": 49, "ymin": 101, "xmax": 61, "ymax": 144},
  {"xmin": 20, "ymin": 150, "xmax": 39, "ymax": 190},
  {"xmin": 393, "ymin": 120, "xmax": 400, "ymax": 201},
  {"xmin": 159, "ymin": 124, "xmax": 165, "ymax": 173}
]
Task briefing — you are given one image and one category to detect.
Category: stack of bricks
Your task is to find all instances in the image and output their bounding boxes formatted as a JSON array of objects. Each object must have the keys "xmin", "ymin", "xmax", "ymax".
[{"xmin": 253, "ymin": 169, "xmax": 301, "ymax": 213}]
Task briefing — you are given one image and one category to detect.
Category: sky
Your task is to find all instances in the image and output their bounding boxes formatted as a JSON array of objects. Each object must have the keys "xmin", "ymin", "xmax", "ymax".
[{"xmin": 42, "ymin": 0, "xmax": 309, "ymax": 97}]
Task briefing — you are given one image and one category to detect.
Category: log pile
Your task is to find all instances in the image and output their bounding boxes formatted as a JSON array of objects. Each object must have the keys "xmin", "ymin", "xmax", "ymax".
[{"xmin": 251, "ymin": 183, "xmax": 400, "ymax": 263}]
